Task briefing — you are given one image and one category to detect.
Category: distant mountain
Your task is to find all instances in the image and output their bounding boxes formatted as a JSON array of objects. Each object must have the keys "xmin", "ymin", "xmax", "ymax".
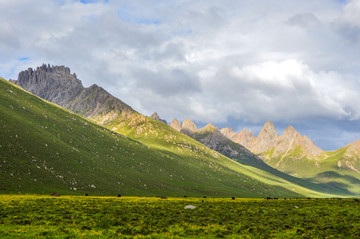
[
  {"xmin": 220, "ymin": 121, "xmax": 323, "ymax": 161},
  {"xmin": 170, "ymin": 119, "xmax": 353, "ymax": 195},
  {"xmin": 149, "ymin": 112, "xmax": 167, "ymax": 125},
  {"xmin": 219, "ymin": 122, "xmax": 360, "ymax": 194}
]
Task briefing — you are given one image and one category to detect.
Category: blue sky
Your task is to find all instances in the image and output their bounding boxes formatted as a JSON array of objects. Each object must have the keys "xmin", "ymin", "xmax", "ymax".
[{"xmin": 1, "ymin": 0, "xmax": 360, "ymax": 150}]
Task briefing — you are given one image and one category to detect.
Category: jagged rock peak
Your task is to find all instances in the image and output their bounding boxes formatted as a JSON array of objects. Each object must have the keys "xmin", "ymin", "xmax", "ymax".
[
  {"xmin": 283, "ymin": 125, "xmax": 301, "ymax": 138},
  {"xmin": 149, "ymin": 112, "xmax": 167, "ymax": 124},
  {"xmin": 14, "ymin": 64, "xmax": 134, "ymax": 125},
  {"xmin": 170, "ymin": 119, "xmax": 182, "ymax": 131},
  {"xmin": 150, "ymin": 112, "xmax": 160, "ymax": 119},
  {"xmin": 182, "ymin": 119, "xmax": 197, "ymax": 133},
  {"xmin": 15, "ymin": 64, "xmax": 83, "ymax": 106},
  {"xmin": 220, "ymin": 127, "xmax": 235, "ymax": 137},
  {"xmin": 251, "ymin": 121, "xmax": 277, "ymax": 154},
  {"xmin": 258, "ymin": 121, "xmax": 277, "ymax": 139},
  {"xmin": 200, "ymin": 123, "xmax": 218, "ymax": 132},
  {"xmin": 239, "ymin": 129, "xmax": 254, "ymax": 137}
]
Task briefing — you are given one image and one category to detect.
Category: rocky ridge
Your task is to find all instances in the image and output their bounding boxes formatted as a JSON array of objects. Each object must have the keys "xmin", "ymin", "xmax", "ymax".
[
  {"xmin": 219, "ymin": 121, "xmax": 323, "ymax": 160},
  {"xmin": 170, "ymin": 119, "xmax": 265, "ymax": 166},
  {"xmin": 13, "ymin": 64, "xmax": 134, "ymax": 125}
]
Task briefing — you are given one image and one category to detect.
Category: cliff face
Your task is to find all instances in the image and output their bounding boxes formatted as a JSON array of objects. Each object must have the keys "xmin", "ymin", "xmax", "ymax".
[
  {"xmin": 14, "ymin": 64, "xmax": 134, "ymax": 125},
  {"xmin": 16, "ymin": 64, "xmax": 83, "ymax": 106}
]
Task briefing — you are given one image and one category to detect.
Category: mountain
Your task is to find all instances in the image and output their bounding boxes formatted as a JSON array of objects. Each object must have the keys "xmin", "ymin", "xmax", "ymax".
[
  {"xmin": 219, "ymin": 122, "xmax": 360, "ymax": 194},
  {"xmin": 220, "ymin": 122, "xmax": 323, "ymax": 161},
  {"xmin": 149, "ymin": 112, "xmax": 167, "ymax": 125},
  {"xmin": 15, "ymin": 64, "xmax": 134, "ymax": 125},
  {"xmin": 7, "ymin": 64, "xmax": 347, "ymax": 197},
  {"xmin": 171, "ymin": 119, "xmax": 353, "ymax": 195}
]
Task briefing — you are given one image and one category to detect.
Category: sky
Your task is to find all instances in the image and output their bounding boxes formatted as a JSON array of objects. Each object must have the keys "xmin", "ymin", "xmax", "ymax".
[{"xmin": 1, "ymin": 0, "xmax": 360, "ymax": 150}]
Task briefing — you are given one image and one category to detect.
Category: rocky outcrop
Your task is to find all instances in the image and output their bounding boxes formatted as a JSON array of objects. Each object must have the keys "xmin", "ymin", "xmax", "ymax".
[
  {"xmin": 199, "ymin": 123, "xmax": 217, "ymax": 132},
  {"xmin": 170, "ymin": 119, "xmax": 182, "ymax": 131},
  {"xmin": 149, "ymin": 112, "xmax": 167, "ymax": 124},
  {"xmin": 251, "ymin": 121, "xmax": 278, "ymax": 154},
  {"xmin": 238, "ymin": 129, "xmax": 256, "ymax": 149},
  {"xmin": 14, "ymin": 64, "xmax": 134, "ymax": 125},
  {"xmin": 181, "ymin": 119, "xmax": 197, "ymax": 135},
  {"xmin": 219, "ymin": 128, "xmax": 256, "ymax": 149}
]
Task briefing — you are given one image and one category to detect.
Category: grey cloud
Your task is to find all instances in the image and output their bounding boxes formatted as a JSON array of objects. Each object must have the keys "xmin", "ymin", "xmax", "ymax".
[
  {"xmin": 287, "ymin": 13, "xmax": 321, "ymax": 28},
  {"xmin": 2, "ymin": 0, "xmax": 360, "ymax": 150},
  {"xmin": 133, "ymin": 68, "xmax": 201, "ymax": 97}
]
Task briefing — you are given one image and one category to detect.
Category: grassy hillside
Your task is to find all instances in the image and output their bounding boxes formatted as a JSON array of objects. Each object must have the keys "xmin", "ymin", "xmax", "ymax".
[
  {"xmin": 0, "ymin": 77, "xmax": 323, "ymax": 197},
  {"xmin": 258, "ymin": 146, "xmax": 360, "ymax": 195},
  {"xmin": 104, "ymin": 112, "xmax": 347, "ymax": 197},
  {"xmin": 189, "ymin": 128, "xmax": 353, "ymax": 196}
]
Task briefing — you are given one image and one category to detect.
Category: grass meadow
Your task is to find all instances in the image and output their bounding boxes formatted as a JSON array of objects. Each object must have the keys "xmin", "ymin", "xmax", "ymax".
[{"xmin": 0, "ymin": 195, "xmax": 359, "ymax": 238}]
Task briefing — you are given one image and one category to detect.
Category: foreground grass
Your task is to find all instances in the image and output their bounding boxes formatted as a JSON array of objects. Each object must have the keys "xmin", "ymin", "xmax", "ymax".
[{"xmin": 0, "ymin": 195, "xmax": 359, "ymax": 238}]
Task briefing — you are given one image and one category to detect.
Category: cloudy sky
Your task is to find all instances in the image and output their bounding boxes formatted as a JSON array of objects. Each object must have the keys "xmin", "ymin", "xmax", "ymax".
[{"xmin": 1, "ymin": 0, "xmax": 360, "ymax": 150}]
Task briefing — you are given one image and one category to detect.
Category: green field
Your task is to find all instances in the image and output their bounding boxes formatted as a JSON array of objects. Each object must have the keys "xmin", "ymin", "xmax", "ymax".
[{"xmin": 0, "ymin": 195, "xmax": 359, "ymax": 238}]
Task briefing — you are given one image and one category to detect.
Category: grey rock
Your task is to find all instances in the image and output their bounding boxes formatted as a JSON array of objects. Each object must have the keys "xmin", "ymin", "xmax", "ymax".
[
  {"xmin": 15, "ymin": 64, "xmax": 134, "ymax": 125},
  {"xmin": 149, "ymin": 112, "xmax": 167, "ymax": 124}
]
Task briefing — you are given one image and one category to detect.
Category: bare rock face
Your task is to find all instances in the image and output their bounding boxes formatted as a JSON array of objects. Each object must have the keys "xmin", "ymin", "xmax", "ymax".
[
  {"xmin": 220, "ymin": 128, "xmax": 255, "ymax": 148},
  {"xmin": 251, "ymin": 121, "xmax": 278, "ymax": 154},
  {"xmin": 14, "ymin": 64, "xmax": 134, "ymax": 125},
  {"xmin": 220, "ymin": 127, "xmax": 238, "ymax": 139},
  {"xmin": 181, "ymin": 119, "xmax": 197, "ymax": 135},
  {"xmin": 150, "ymin": 112, "xmax": 167, "ymax": 125},
  {"xmin": 15, "ymin": 64, "xmax": 83, "ymax": 106},
  {"xmin": 170, "ymin": 119, "xmax": 182, "ymax": 131},
  {"xmin": 238, "ymin": 129, "xmax": 256, "ymax": 149}
]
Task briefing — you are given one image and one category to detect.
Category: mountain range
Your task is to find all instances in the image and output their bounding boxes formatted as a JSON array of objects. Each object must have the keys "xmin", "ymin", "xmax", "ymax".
[
  {"xmin": 2, "ymin": 63, "xmax": 360, "ymax": 197},
  {"xmin": 170, "ymin": 118, "xmax": 360, "ymax": 194}
]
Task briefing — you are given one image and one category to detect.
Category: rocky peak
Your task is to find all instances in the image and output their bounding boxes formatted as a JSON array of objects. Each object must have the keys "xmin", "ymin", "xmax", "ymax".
[
  {"xmin": 282, "ymin": 125, "xmax": 300, "ymax": 139},
  {"xmin": 149, "ymin": 112, "xmax": 167, "ymax": 124},
  {"xmin": 14, "ymin": 64, "xmax": 134, "ymax": 125},
  {"xmin": 181, "ymin": 119, "xmax": 197, "ymax": 134},
  {"xmin": 251, "ymin": 121, "xmax": 277, "ymax": 154},
  {"xmin": 238, "ymin": 129, "xmax": 256, "ymax": 149},
  {"xmin": 170, "ymin": 119, "xmax": 182, "ymax": 131},
  {"xmin": 15, "ymin": 64, "xmax": 83, "ymax": 106},
  {"xmin": 220, "ymin": 127, "xmax": 237, "ymax": 139},
  {"xmin": 200, "ymin": 123, "xmax": 218, "ymax": 132}
]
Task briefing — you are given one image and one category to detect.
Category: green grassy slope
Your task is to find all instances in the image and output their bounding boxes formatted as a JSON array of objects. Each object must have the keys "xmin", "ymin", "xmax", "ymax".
[
  {"xmin": 189, "ymin": 128, "xmax": 353, "ymax": 195},
  {"xmin": 0, "ymin": 77, "xmax": 320, "ymax": 197},
  {"xmin": 258, "ymin": 146, "xmax": 360, "ymax": 195},
  {"xmin": 105, "ymin": 113, "xmax": 345, "ymax": 197}
]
